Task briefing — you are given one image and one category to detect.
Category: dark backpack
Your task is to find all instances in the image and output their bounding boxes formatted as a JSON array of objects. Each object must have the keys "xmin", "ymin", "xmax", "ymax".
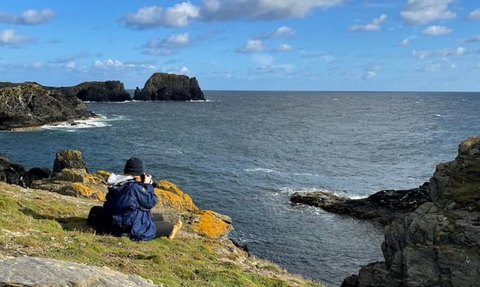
[{"xmin": 87, "ymin": 205, "xmax": 113, "ymax": 235}]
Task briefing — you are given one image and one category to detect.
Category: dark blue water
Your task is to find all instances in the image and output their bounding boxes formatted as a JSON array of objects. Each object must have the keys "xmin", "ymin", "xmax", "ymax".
[{"xmin": 1, "ymin": 91, "xmax": 479, "ymax": 286}]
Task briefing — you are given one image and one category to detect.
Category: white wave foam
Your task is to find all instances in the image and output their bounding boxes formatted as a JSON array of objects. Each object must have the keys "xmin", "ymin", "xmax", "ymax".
[
  {"xmin": 42, "ymin": 117, "xmax": 111, "ymax": 131},
  {"xmin": 244, "ymin": 167, "xmax": 280, "ymax": 174},
  {"xmin": 189, "ymin": 99, "xmax": 213, "ymax": 103},
  {"xmin": 279, "ymin": 186, "xmax": 367, "ymax": 199}
]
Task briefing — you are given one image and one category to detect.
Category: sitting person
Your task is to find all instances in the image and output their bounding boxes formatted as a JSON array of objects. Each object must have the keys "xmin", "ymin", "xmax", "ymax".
[{"xmin": 103, "ymin": 157, "xmax": 182, "ymax": 240}]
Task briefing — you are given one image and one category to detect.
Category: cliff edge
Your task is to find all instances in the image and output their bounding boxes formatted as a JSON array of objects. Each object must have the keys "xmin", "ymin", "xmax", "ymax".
[
  {"xmin": 342, "ymin": 136, "xmax": 480, "ymax": 287},
  {"xmin": 0, "ymin": 82, "xmax": 96, "ymax": 131}
]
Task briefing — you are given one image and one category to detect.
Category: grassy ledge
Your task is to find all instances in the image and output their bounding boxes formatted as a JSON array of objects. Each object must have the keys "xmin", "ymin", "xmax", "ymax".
[{"xmin": 0, "ymin": 182, "xmax": 325, "ymax": 287}]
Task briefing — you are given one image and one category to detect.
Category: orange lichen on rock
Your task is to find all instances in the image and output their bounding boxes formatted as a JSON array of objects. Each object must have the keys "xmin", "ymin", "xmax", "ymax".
[
  {"xmin": 154, "ymin": 179, "xmax": 198, "ymax": 212},
  {"xmin": 70, "ymin": 182, "xmax": 106, "ymax": 201},
  {"xmin": 191, "ymin": 209, "xmax": 233, "ymax": 239}
]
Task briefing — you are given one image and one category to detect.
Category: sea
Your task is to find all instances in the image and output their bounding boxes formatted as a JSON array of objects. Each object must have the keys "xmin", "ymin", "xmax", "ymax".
[{"xmin": 1, "ymin": 91, "xmax": 480, "ymax": 286}]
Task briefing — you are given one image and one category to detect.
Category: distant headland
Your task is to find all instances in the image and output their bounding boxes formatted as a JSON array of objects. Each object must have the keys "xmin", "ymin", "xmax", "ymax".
[{"xmin": 0, "ymin": 72, "xmax": 205, "ymax": 130}]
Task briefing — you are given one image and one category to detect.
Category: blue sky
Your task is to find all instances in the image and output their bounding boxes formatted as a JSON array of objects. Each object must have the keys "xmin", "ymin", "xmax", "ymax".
[{"xmin": 0, "ymin": 0, "xmax": 479, "ymax": 91}]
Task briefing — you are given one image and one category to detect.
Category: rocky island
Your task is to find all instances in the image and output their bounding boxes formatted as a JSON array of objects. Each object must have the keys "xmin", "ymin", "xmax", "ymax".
[{"xmin": 133, "ymin": 72, "xmax": 205, "ymax": 101}]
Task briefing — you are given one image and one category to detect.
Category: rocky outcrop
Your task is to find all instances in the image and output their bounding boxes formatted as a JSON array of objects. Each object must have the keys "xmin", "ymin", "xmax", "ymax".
[
  {"xmin": 0, "ymin": 82, "xmax": 96, "ymax": 130},
  {"xmin": 0, "ymin": 153, "xmax": 52, "ymax": 187},
  {"xmin": 7, "ymin": 149, "xmax": 234, "ymax": 239},
  {"xmin": 291, "ymin": 183, "xmax": 431, "ymax": 225},
  {"xmin": 133, "ymin": 73, "xmax": 205, "ymax": 101},
  {"xmin": 61, "ymin": 81, "xmax": 132, "ymax": 102},
  {"xmin": 0, "ymin": 257, "xmax": 158, "ymax": 287},
  {"xmin": 343, "ymin": 136, "xmax": 480, "ymax": 287}
]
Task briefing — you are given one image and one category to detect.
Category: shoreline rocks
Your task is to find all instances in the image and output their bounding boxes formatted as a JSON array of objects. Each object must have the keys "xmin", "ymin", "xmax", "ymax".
[
  {"xmin": 0, "ymin": 82, "xmax": 96, "ymax": 131},
  {"xmin": 291, "ymin": 182, "xmax": 431, "ymax": 225},
  {"xmin": 342, "ymin": 136, "xmax": 480, "ymax": 287}
]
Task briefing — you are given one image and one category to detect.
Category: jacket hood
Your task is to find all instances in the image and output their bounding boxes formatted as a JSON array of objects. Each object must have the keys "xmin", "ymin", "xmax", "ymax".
[{"xmin": 107, "ymin": 173, "xmax": 134, "ymax": 187}]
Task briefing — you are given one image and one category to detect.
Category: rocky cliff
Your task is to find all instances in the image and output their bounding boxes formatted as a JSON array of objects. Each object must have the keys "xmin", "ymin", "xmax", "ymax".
[
  {"xmin": 0, "ymin": 82, "xmax": 95, "ymax": 130},
  {"xmin": 134, "ymin": 73, "xmax": 205, "ymax": 101},
  {"xmin": 61, "ymin": 81, "xmax": 132, "ymax": 102},
  {"xmin": 342, "ymin": 136, "xmax": 480, "ymax": 287}
]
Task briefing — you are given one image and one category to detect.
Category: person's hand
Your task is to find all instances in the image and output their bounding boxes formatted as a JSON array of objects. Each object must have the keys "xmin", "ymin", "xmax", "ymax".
[{"xmin": 142, "ymin": 174, "xmax": 153, "ymax": 184}]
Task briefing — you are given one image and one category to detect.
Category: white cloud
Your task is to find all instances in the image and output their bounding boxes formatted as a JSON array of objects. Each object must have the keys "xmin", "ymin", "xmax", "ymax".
[
  {"xmin": 401, "ymin": 0, "xmax": 456, "ymax": 25},
  {"xmin": 363, "ymin": 63, "xmax": 382, "ymax": 79},
  {"xmin": 462, "ymin": 36, "xmax": 480, "ymax": 43},
  {"xmin": 397, "ymin": 38, "xmax": 411, "ymax": 46},
  {"xmin": 272, "ymin": 26, "xmax": 296, "ymax": 38},
  {"xmin": 120, "ymin": 3, "xmax": 200, "ymax": 29},
  {"xmin": 121, "ymin": 1, "xmax": 347, "ymax": 29},
  {"xmin": 466, "ymin": 9, "xmax": 480, "ymax": 20},
  {"xmin": 237, "ymin": 39, "xmax": 266, "ymax": 53},
  {"xmin": 413, "ymin": 47, "xmax": 466, "ymax": 59},
  {"xmin": 0, "ymin": 9, "xmax": 55, "ymax": 25},
  {"xmin": 421, "ymin": 25, "xmax": 452, "ymax": 36},
  {"xmin": 0, "ymin": 29, "xmax": 35, "ymax": 45},
  {"xmin": 93, "ymin": 59, "xmax": 155, "ymax": 70},
  {"xmin": 203, "ymin": 0, "xmax": 345, "ymax": 20},
  {"xmin": 142, "ymin": 33, "xmax": 191, "ymax": 56},
  {"xmin": 349, "ymin": 14, "xmax": 387, "ymax": 31},
  {"xmin": 64, "ymin": 62, "xmax": 76, "ymax": 69},
  {"xmin": 274, "ymin": 44, "xmax": 293, "ymax": 52},
  {"xmin": 162, "ymin": 66, "xmax": 190, "ymax": 75}
]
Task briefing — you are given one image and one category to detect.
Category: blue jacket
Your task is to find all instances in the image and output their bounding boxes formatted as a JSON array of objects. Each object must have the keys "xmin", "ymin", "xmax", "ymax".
[{"xmin": 103, "ymin": 174, "xmax": 158, "ymax": 241}]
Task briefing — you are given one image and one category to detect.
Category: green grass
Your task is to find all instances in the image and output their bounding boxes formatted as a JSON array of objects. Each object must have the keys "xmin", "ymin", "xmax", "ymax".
[{"xmin": 0, "ymin": 182, "xmax": 325, "ymax": 287}]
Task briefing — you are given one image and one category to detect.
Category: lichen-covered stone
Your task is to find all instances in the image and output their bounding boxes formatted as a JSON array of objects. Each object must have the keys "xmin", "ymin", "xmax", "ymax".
[
  {"xmin": 53, "ymin": 149, "xmax": 89, "ymax": 173},
  {"xmin": 154, "ymin": 179, "xmax": 198, "ymax": 213},
  {"xmin": 190, "ymin": 209, "xmax": 233, "ymax": 239}
]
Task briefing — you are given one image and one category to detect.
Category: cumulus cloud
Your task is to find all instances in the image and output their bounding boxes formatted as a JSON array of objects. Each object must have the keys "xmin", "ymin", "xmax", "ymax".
[
  {"xmin": 93, "ymin": 59, "xmax": 155, "ymax": 70},
  {"xmin": 120, "ymin": 3, "xmax": 200, "ymax": 29},
  {"xmin": 0, "ymin": 29, "xmax": 35, "ymax": 45},
  {"xmin": 348, "ymin": 14, "xmax": 387, "ymax": 31},
  {"xmin": 466, "ymin": 9, "xmax": 480, "ymax": 20},
  {"xmin": 142, "ymin": 33, "xmax": 191, "ymax": 56},
  {"xmin": 271, "ymin": 26, "xmax": 296, "ymax": 38},
  {"xmin": 237, "ymin": 39, "xmax": 266, "ymax": 53},
  {"xmin": 201, "ymin": 0, "xmax": 345, "ymax": 20},
  {"xmin": 363, "ymin": 63, "xmax": 382, "ymax": 80},
  {"xmin": 462, "ymin": 36, "xmax": 480, "ymax": 43},
  {"xmin": 0, "ymin": 9, "xmax": 55, "ymax": 25},
  {"xmin": 121, "ymin": 0, "xmax": 345, "ymax": 29},
  {"xmin": 421, "ymin": 25, "xmax": 452, "ymax": 36},
  {"xmin": 401, "ymin": 0, "xmax": 456, "ymax": 25},
  {"xmin": 274, "ymin": 44, "xmax": 293, "ymax": 52},
  {"xmin": 397, "ymin": 38, "xmax": 411, "ymax": 47},
  {"xmin": 412, "ymin": 47, "xmax": 466, "ymax": 59}
]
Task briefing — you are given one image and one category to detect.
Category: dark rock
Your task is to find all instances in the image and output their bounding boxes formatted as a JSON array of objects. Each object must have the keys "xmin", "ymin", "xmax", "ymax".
[
  {"xmin": 134, "ymin": 72, "xmax": 205, "ymax": 101},
  {"xmin": 0, "ymin": 82, "xmax": 96, "ymax": 130},
  {"xmin": 291, "ymin": 183, "xmax": 431, "ymax": 225},
  {"xmin": 53, "ymin": 149, "xmax": 88, "ymax": 173},
  {"xmin": 61, "ymin": 81, "xmax": 132, "ymax": 102},
  {"xmin": 0, "ymin": 153, "xmax": 28, "ymax": 187},
  {"xmin": 347, "ymin": 136, "xmax": 480, "ymax": 287},
  {"xmin": 0, "ymin": 257, "xmax": 158, "ymax": 286},
  {"xmin": 27, "ymin": 167, "xmax": 52, "ymax": 183}
]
